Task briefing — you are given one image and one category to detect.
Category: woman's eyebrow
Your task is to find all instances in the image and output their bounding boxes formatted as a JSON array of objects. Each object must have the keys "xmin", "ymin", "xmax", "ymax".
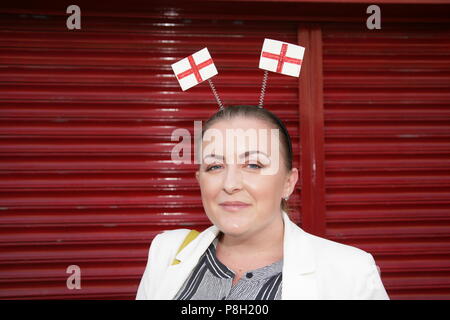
[
  {"xmin": 239, "ymin": 150, "xmax": 269, "ymax": 159},
  {"xmin": 203, "ymin": 154, "xmax": 224, "ymax": 160}
]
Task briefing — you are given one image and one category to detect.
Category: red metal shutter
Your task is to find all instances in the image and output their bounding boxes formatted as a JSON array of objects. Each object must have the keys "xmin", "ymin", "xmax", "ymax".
[
  {"xmin": 322, "ymin": 23, "xmax": 450, "ymax": 299},
  {"xmin": 0, "ymin": 10, "xmax": 300, "ymax": 298}
]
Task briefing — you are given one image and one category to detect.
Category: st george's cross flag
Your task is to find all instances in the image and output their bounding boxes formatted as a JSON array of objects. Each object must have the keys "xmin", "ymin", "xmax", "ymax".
[
  {"xmin": 171, "ymin": 48, "xmax": 218, "ymax": 91},
  {"xmin": 259, "ymin": 39, "xmax": 305, "ymax": 77}
]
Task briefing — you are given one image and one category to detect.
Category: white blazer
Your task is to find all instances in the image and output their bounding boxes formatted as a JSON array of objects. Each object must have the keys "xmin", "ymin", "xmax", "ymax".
[{"xmin": 136, "ymin": 211, "xmax": 389, "ymax": 300}]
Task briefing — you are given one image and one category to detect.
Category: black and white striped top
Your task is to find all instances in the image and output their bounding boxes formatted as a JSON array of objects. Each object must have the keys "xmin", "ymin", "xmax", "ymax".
[{"xmin": 174, "ymin": 238, "xmax": 283, "ymax": 300}]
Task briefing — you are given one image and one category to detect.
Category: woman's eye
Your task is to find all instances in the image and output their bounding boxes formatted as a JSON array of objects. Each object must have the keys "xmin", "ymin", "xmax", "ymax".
[
  {"xmin": 206, "ymin": 164, "xmax": 222, "ymax": 171},
  {"xmin": 246, "ymin": 163, "xmax": 263, "ymax": 169}
]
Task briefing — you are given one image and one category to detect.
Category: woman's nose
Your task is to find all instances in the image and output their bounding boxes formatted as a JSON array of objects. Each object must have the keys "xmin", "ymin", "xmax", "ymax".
[{"xmin": 222, "ymin": 166, "xmax": 243, "ymax": 193}]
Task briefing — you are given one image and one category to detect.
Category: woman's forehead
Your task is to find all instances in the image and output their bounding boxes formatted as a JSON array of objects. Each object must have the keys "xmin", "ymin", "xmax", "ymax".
[{"xmin": 201, "ymin": 128, "xmax": 281, "ymax": 161}]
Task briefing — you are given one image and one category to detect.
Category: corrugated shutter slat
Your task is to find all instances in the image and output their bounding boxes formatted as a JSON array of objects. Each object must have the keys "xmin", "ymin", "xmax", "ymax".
[
  {"xmin": 323, "ymin": 23, "xmax": 450, "ymax": 300},
  {"xmin": 0, "ymin": 11, "xmax": 300, "ymax": 299}
]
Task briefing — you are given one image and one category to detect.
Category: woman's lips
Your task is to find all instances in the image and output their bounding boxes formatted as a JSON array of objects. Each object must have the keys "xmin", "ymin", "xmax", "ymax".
[{"xmin": 219, "ymin": 202, "xmax": 251, "ymax": 212}]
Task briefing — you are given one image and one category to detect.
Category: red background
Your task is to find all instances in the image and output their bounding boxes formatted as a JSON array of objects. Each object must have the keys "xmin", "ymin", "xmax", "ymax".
[{"xmin": 1, "ymin": 0, "xmax": 450, "ymax": 299}]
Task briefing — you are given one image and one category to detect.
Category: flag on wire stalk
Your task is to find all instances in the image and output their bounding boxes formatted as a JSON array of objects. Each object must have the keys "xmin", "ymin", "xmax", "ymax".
[
  {"xmin": 259, "ymin": 38, "xmax": 305, "ymax": 77},
  {"xmin": 171, "ymin": 48, "xmax": 218, "ymax": 91}
]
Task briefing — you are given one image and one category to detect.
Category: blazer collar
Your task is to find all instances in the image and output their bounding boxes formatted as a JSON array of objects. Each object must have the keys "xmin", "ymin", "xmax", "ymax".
[
  {"xmin": 160, "ymin": 210, "xmax": 318, "ymax": 300},
  {"xmin": 174, "ymin": 210, "xmax": 317, "ymax": 275},
  {"xmin": 175, "ymin": 225, "xmax": 220, "ymax": 263},
  {"xmin": 281, "ymin": 211, "xmax": 318, "ymax": 299},
  {"xmin": 282, "ymin": 210, "xmax": 316, "ymax": 275},
  {"xmin": 155, "ymin": 226, "xmax": 220, "ymax": 299}
]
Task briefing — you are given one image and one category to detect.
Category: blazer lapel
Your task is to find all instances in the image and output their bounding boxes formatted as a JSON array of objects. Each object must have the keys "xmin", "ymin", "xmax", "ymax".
[
  {"xmin": 155, "ymin": 226, "xmax": 220, "ymax": 300},
  {"xmin": 156, "ymin": 212, "xmax": 318, "ymax": 300},
  {"xmin": 281, "ymin": 211, "xmax": 319, "ymax": 300}
]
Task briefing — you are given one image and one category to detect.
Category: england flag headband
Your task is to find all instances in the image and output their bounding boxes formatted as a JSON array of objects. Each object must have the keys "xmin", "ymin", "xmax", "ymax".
[{"xmin": 171, "ymin": 38, "xmax": 305, "ymax": 111}]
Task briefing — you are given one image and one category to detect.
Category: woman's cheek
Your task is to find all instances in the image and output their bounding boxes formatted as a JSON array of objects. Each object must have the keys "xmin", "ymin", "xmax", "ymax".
[
  {"xmin": 201, "ymin": 173, "xmax": 223, "ymax": 212},
  {"xmin": 246, "ymin": 172, "xmax": 284, "ymax": 209},
  {"xmin": 240, "ymin": 173, "xmax": 259, "ymax": 193},
  {"xmin": 242, "ymin": 171, "xmax": 273, "ymax": 194},
  {"xmin": 205, "ymin": 173, "xmax": 224, "ymax": 196}
]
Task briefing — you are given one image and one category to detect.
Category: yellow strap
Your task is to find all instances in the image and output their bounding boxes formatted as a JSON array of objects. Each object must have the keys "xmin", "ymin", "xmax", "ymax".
[{"xmin": 171, "ymin": 230, "xmax": 200, "ymax": 265}]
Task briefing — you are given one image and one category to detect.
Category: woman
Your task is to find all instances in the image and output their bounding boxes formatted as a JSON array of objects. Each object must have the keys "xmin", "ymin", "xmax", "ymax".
[{"xmin": 136, "ymin": 105, "xmax": 389, "ymax": 300}]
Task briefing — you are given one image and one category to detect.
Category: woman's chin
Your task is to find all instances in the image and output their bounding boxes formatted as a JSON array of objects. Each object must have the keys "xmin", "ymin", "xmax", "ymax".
[
  {"xmin": 217, "ymin": 220, "xmax": 251, "ymax": 237},
  {"xmin": 206, "ymin": 210, "xmax": 254, "ymax": 236}
]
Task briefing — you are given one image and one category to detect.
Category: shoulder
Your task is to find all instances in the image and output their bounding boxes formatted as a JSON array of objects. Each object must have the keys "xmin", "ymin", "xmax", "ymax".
[
  {"xmin": 295, "ymin": 228, "xmax": 388, "ymax": 298},
  {"xmin": 153, "ymin": 228, "xmax": 193, "ymax": 244},
  {"xmin": 285, "ymin": 217, "xmax": 373, "ymax": 267},
  {"xmin": 301, "ymin": 229, "xmax": 380, "ymax": 285},
  {"xmin": 286, "ymin": 221, "xmax": 377, "ymax": 280},
  {"xmin": 302, "ymin": 231, "xmax": 389, "ymax": 299},
  {"xmin": 136, "ymin": 228, "xmax": 193, "ymax": 300},
  {"xmin": 149, "ymin": 228, "xmax": 193, "ymax": 256},
  {"xmin": 143, "ymin": 228, "xmax": 197, "ymax": 278},
  {"xmin": 304, "ymin": 230, "xmax": 372, "ymax": 265}
]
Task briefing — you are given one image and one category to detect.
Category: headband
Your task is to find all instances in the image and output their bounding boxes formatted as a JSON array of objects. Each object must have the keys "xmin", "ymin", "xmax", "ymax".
[{"xmin": 171, "ymin": 38, "xmax": 305, "ymax": 111}]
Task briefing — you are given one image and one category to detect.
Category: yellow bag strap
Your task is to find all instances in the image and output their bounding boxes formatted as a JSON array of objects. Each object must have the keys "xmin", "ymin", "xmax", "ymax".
[{"xmin": 171, "ymin": 229, "xmax": 200, "ymax": 265}]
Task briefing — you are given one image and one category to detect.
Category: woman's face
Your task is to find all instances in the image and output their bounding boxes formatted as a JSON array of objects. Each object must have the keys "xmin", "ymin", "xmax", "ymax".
[{"xmin": 195, "ymin": 116, "xmax": 298, "ymax": 239}]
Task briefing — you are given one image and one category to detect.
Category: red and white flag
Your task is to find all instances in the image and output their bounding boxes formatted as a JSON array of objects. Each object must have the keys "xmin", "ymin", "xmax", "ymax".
[
  {"xmin": 171, "ymin": 48, "xmax": 218, "ymax": 91},
  {"xmin": 259, "ymin": 39, "xmax": 305, "ymax": 77}
]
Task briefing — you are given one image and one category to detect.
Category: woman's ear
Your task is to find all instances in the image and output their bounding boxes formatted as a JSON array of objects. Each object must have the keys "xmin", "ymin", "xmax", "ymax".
[
  {"xmin": 195, "ymin": 170, "xmax": 200, "ymax": 183},
  {"xmin": 284, "ymin": 168, "xmax": 299, "ymax": 197}
]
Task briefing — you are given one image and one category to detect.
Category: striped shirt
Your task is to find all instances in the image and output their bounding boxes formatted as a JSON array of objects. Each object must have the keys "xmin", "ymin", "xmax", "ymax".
[{"xmin": 174, "ymin": 238, "xmax": 283, "ymax": 300}]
